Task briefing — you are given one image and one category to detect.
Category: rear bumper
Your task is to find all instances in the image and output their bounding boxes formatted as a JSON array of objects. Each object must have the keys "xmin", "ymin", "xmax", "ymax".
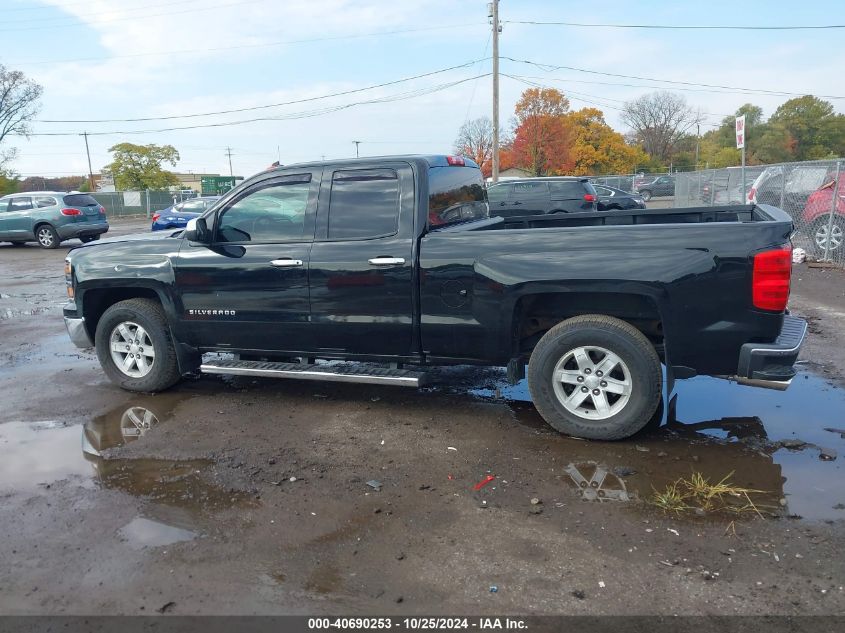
[
  {"xmin": 64, "ymin": 316, "xmax": 93, "ymax": 348},
  {"xmin": 736, "ymin": 315, "xmax": 807, "ymax": 384},
  {"xmin": 57, "ymin": 222, "xmax": 109, "ymax": 240}
]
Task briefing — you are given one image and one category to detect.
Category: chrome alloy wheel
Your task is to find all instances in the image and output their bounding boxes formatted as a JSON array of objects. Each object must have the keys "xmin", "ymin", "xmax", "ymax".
[
  {"xmin": 552, "ymin": 345, "xmax": 633, "ymax": 420},
  {"xmin": 109, "ymin": 321, "xmax": 155, "ymax": 378}
]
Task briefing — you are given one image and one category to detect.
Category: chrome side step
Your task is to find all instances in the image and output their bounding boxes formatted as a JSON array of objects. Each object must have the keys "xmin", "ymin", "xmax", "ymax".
[{"xmin": 200, "ymin": 359, "xmax": 426, "ymax": 387}]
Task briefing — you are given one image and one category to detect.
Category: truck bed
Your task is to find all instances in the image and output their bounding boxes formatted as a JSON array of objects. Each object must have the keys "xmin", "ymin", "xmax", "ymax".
[{"xmin": 464, "ymin": 204, "xmax": 785, "ymax": 231}]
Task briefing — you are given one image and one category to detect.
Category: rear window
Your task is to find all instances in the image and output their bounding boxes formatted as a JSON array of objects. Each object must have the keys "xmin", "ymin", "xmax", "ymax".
[
  {"xmin": 550, "ymin": 180, "xmax": 594, "ymax": 198},
  {"xmin": 428, "ymin": 166, "xmax": 487, "ymax": 227},
  {"xmin": 63, "ymin": 194, "xmax": 99, "ymax": 207}
]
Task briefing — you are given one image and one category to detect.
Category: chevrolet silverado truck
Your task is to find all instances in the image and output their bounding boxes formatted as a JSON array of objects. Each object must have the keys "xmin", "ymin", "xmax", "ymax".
[{"xmin": 62, "ymin": 155, "xmax": 806, "ymax": 440}]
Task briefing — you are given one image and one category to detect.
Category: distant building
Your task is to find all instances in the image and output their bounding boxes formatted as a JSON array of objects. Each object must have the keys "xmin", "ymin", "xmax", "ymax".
[{"xmin": 91, "ymin": 172, "xmax": 243, "ymax": 193}]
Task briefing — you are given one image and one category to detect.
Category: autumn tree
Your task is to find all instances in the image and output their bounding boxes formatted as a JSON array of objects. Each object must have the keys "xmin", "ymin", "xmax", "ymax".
[
  {"xmin": 105, "ymin": 143, "xmax": 180, "ymax": 190},
  {"xmin": 510, "ymin": 88, "xmax": 571, "ymax": 176},
  {"xmin": 564, "ymin": 108, "xmax": 649, "ymax": 175},
  {"xmin": 0, "ymin": 64, "xmax": 43, "ymax": 171},
  {"xmin": 454, "ymin": 116, "xmax": 494, "ymax": 174},
  {"xmin": 767, "ymin": 95, "xmax": 845, "ymax": 160},
  {"xmin": 622, "ymin": 91, "xmax": 700, "ymax": 162}
]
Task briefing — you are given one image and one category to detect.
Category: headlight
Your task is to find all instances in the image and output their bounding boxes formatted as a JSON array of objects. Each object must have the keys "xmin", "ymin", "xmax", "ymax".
[{"xmin": 64, "ymin": 258, "xmax": 74, "ymax": 299}]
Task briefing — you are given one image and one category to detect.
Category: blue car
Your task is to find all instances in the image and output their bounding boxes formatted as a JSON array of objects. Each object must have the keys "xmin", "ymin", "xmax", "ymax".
[{"xmin": 150, "ymin": 196, "xmax": 220, "ymax": 231}]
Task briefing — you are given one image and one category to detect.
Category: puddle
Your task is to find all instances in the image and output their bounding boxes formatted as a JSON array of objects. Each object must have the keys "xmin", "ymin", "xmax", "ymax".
[
  {"xmin": 0, "ymin": 394, "xmax": 254, "ymax": 515},
  {"xmin": 465, "ymin": 369, "xmax": 845, "ymax": 521},
  {"xmin": 118, "ymin": 516, "xmax": 197, "ymax": 549},
  {"xmin": 0, "ymin": 420, "xmax": 96, "ymax": 492}
]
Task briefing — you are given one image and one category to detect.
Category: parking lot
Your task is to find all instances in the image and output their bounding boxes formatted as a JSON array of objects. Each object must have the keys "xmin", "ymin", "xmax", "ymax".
[{"xmin": 1, "ymin": 218, "xmax": 844, "ymax": 615}]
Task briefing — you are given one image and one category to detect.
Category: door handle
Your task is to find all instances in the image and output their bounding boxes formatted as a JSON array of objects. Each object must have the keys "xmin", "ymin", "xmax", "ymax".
[
  {"xmin": 270, "ymin": 258, "xmax": 303, "ymax": 267},
  {"xmin": 512, "ymin": 201, "xmax": 522, "ymax": 205},
  {"xmin": 368, "ymin": 257, "xmax": 405, "ymax": 266}
]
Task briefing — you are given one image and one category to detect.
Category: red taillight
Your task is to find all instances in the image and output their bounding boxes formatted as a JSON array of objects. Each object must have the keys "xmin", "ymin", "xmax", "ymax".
[
  {"xmin": 748, "ymin": 186, "xmax": 757, "ymax": 203},
  {"xmin": 583, "ymin": 194, "xmax": 596, "ymax": 202},
  {"xmin": 60, "ymin": 208, "xmax": 81, "ymax": 216},
  {"xmin": 99, "ymin": 206, "xmax": 106, "ymax": 215},
  {"xmin": 446, "ymin": 155, "xmax": 465, "ymax": 166},
  {"xmin": 752, "ymin": 245, "xmax": 792, "ymax": 311},
  {"xmin": 152, "ymin": 212, "xmax": 161, "ymax": 222}
]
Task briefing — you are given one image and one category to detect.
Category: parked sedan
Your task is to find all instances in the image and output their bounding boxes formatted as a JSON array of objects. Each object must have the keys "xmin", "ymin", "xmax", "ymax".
[
  {"xmin": 594, "ymin": 185, "xmax": 646, "ymax": 211},
  {"xmin": 0, "ymin": 191, "xmax": 109, "ymax": 248},
  {"xmin": 151, "ymin": 196, "xmax": 220, "ymax": 231}
]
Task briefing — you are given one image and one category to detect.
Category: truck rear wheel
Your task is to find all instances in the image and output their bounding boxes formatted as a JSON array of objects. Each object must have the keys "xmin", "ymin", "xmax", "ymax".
[
  {"xmin": 527, "ymin": 315, "xmax": 662, "ymax": 440},
  {"xmin": 95, "ymin": 298, "xmax": 182, "ymax": 392}
]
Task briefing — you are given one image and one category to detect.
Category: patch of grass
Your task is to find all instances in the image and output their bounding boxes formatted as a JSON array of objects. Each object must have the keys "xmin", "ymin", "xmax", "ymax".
[{"xmin": 651, "ymin": 471, "xmax": 767, "ymax": 517}]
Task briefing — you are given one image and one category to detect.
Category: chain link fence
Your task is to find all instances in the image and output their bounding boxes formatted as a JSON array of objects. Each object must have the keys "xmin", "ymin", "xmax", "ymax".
[
  {"xmin": 674, "ymin": 160, "xmax": 844, "ymax": 266},
  {"xmin": 90, "ymin": 190, "xmax": 198, "ymax": 218},
  {"xmin": 590, "ymin": 172, "xmax": 672, "ymax": 194}
]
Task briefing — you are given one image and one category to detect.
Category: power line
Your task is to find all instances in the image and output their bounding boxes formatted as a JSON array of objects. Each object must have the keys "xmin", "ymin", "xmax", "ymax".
[
  {"xmin": 10, "ymin": 23, "xmax": 484, "ymax": 67},
  {"xmin": 16, "ymin": 74, "xmax": 489, "ymax": 137},
  {"xmin": 37, "ymin": 58, "xmax": 489, "ymax": 123},
  {"xmin": 505, "ymin": 20, "xmax": 845, "ymax": 30},
  {"xmin": 502, "ymin": 56, "xmax": 845, "ymax": 100}
]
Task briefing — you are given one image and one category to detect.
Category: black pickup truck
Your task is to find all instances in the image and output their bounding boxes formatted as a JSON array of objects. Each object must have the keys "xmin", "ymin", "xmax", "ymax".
[{"xmin": 63, "ymin": 155, "xmax": 806, "ymax": 440}]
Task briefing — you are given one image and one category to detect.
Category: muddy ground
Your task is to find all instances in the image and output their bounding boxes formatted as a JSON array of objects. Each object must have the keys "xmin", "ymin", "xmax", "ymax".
[{"xmin": 0, "ymin": 218, "xmax": 844, "ymax": 616}]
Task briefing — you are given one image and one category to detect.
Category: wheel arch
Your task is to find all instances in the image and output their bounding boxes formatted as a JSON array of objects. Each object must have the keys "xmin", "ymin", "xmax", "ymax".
[
  {"xmin": 512, "ymin": 290, "xmax": 666, "ymax": 361},
  {"xmin": 80, "ymin": 285, "xmax": 198, "ymax": 374}
]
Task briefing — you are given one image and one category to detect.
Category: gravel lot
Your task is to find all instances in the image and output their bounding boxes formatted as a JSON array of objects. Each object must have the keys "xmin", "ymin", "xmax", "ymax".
[{"xmin": 1, "ymin": 217, "xmax": 843, "ymax": 615}]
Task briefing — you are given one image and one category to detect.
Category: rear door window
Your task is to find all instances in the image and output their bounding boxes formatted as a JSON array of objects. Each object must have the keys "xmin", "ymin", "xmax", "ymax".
[
  {"xmin": 9, "ymin": 197, "xmax": 33, "ymax": 211},
  {"xmin": 510, "ymin": 181, "xmax": 548, "ymax": 199},
  {"xmin": 328, "ymin": 169, "xmax": 400, "ymax": 239},
  {"xmin": 428, "ymin": 166, "xmax": 487, "ymax": 227},
  {"xmin": 63, "ymin": 194, "xmax": 99, "ymax": 207}
]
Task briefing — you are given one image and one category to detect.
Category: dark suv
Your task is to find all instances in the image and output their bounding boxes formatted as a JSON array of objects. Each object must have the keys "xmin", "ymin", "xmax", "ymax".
[
  {"xmin": 486, "ymin": 177, "xmax": 598, "ymax": 216},
  {"xmin": 635, "ymin": 175, "xmax": 675, "ymax": 201}
]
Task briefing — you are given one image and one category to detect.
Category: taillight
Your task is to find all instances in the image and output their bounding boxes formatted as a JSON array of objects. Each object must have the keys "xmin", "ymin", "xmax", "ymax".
[
  {"xmin": 152, "ymin": 212, "xmax": 161, "ymax": 222},
  {"xmin": 446, "ymin": 155, "xmax": 465, "ymax": 166},
  {"xmin": 752, "ymin": 245, "xmax": 792, "ymax": 311},
  {"xmin": 99, "ymin": 206, "xmax": 106, "ymax": 215},
  {"xmin": 61, "ymin": 208, "xmax": 81, "ymax": 216},
  {"xmin": 584, "ymin": 194, "xmax": 596, "ymax": 202}
]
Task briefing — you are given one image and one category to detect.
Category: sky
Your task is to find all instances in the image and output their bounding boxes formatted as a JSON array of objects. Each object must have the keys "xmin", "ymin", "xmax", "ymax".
[{"xmin": 2, "ymin": 0, "xmax": 844, "ymax": 181}]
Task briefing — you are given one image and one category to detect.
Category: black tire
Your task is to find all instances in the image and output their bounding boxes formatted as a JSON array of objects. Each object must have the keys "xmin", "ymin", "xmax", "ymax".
[
  {"xmin": 639, "ymin": 189, "xmax": 652, "ymax": 202},
  {"xmin": 527, "ymin": 314, "xmax": 662, "ymax": 440},
  {"xmin": 809, "ymin": 217, "xmax": 844, "ymax": 257},
  {"xmin": 80, "ymin": 235, "xmax": 100, "ymax": 243},
  {"xmin": 95, "ymin": 298, "xmax": 182, "ymax": 392},
  {"xmin": 35, "ymin": 224, "xmax": 60, "ymax": 249}
]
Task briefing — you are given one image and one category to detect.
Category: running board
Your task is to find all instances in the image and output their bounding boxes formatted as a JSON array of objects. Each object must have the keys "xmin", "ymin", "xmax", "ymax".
[{"xmin": 200, "ymin": 359, "xmax": 427, "ymax": 387}]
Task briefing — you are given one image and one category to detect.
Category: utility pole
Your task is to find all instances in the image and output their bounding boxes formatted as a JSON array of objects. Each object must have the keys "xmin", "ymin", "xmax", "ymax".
[
  {"xmin": 225, "ymin": 147, "xmax": 234, "ymax": 177},
  {"xmin": 82, "ymin": 131, "xmax": 95, "ymax": 191},
  {"xmin": 353, "ymin": 141, "xmax": 361, "ymax": 158},
  {"xmin": 695, "ymin": 123, "xmax": 700, "ymax": 170},
  {"xmin": 490, "ymin": 0, "xmax": 501, "ymax": 182}
]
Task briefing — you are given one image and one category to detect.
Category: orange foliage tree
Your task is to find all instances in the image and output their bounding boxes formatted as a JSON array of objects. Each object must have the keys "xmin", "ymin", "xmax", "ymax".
[{"xmin": 510, "ymin": 88, "xmax": 572, "ymax": 176}]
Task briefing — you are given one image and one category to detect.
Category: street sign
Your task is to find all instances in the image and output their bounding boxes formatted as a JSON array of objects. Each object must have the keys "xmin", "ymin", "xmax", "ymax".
[{"xmin": 735, "ymin": 115, "xmax": 746, "ymax": 149}]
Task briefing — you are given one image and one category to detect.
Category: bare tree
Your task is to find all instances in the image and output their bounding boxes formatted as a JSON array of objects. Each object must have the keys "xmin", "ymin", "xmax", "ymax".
[
  {"xmin": 621, "ymin": 91, "xmax": 699, "ymax": 163},
  {"xmin": 0, "ymin": 65, "xmax": 43, "ymax": 170},
  {"xmin": 454, "ymin": 116, "xmax": 494, "ymax": 172}
]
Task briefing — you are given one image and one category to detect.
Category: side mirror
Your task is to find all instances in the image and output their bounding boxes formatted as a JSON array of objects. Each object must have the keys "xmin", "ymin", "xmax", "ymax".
[{"xmin": 184, "ymin": 217, "xmax": 209, "ymax": 243}]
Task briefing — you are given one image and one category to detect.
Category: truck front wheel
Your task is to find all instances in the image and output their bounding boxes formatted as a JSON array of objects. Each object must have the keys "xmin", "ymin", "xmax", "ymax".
[
  {"xmin": 95, "ymin": 298, "xmax": 182, "ymax": 392},
  {"xmin": 527, "ymin": 315, "xmax": 662, "ymax": 440}
]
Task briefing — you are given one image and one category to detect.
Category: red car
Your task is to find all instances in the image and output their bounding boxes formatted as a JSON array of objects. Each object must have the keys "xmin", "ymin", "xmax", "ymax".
[{"xmin": 802, "ymin": 172, "xmax": 845, "ymax": 256}]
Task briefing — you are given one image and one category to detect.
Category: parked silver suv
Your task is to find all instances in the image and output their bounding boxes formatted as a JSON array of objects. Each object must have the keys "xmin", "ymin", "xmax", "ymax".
[{"xmin": 0, "ymin": 191, "xmax": 109, "ymax": 248}]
